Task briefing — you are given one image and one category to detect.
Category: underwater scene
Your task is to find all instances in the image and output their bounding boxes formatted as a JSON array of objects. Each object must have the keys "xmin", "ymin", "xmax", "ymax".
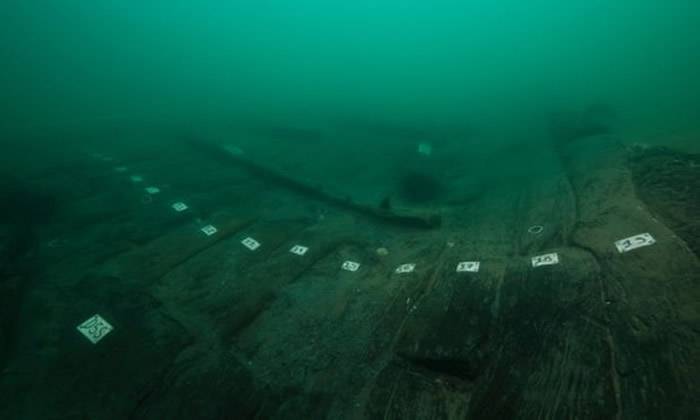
[{"xmin": 1, "ymin": 1, "xmax": 699, "ymax": 419}]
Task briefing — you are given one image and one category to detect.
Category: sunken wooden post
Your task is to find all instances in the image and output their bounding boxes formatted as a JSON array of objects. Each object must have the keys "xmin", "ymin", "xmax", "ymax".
[{"xmin": 186, "ymin": 139, "xmax": 441, "ymax": 229}]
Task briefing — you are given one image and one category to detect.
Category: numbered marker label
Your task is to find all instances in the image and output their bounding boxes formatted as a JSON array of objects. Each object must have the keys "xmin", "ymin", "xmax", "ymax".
[
  {"xmin": 532, "ymin": 253, "xmax": 559, "ymax": 268},
  {"xmin": 201, "ymin": 225, "xmax": 218, "ymax": 236},
  {"xmin": 130, "ymin": 175, "xmax": 143, "ymax": 183},
  {"xmin": 456, "ymin": 261, "xmax": 480, "ymax": 273},
  {"xmin": 341, "ymin": 260, "xmax": 360, "ymax": 272},
  {"xmin": 395, "ymin": 263, "xmax": 416, "ymax": 274},
  {"xmin": 172, "ymin": 202, "xmax": 189, "ymax": 212},
  {"xmin": 615, "ymin": 233, "xmax": 655, "ymax": 253},
  {"xmin": 77, "ymin": 314, "xmax": 113, "ymax": 344},
  {"xmin": 145, "ymin": 186, "xmax": 160, "ymax": 194},
  {"xmin": 241, "ymin": 237, "xmax": 261, "ymax": 251},
  {"xmin": 289, "ymin": 245, "xmax": 308, "ymax": 256}
]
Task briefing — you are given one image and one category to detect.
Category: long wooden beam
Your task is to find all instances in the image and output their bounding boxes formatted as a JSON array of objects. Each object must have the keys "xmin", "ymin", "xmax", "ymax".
[{"xmin": 186, "ymin": 139, "xmax": 442, "ymax": 229}]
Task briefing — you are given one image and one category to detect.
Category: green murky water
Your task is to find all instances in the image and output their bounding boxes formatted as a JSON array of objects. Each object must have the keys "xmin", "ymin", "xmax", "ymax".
[{"xmin": 1, "ymin": 2, "xmax": 699, "ymax": 419}]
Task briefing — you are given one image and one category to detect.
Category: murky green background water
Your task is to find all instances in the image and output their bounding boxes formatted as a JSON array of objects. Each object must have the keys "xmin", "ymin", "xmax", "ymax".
[{"xmin": 2, "ymin": 1, "xmax": 698, "ymax": 148}]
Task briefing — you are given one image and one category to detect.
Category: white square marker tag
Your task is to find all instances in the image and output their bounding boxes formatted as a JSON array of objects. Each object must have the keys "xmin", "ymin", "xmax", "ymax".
[
  {"xmin": 395, "ymin": 263, "xmax": 416, "ymax": 274},
  {"xmin": 615, "ymin": 233, "xmax": 656, "ymax": 253},
  {"xmin": 130, "ymin": 175, "xmax": 143, "ymax": 183},
  {"xmin": 289, "ymin": 245, "xmax": 308, "ymax": 256},
  {"xmin": 241, "ymin": 237, "xmax": 261, "ymax": 251},
  {"xmin": 145, "ymin": 186, "xmax": 160, "ymax": 194},
  {"xmin": 341, "ymin": 260, "xmax": 360, "ymax": 272},
  {"xmin": 171, "ymin": 202, "xmax": 189, "ymax": 212},
  {"xmin": 114, "ymin": 166, "xmax": 128, "ymax": 173},
  {"xmin": 201, "ymin": 225, "xmax": 218, "ymax": 236},
  {"xmin": 456, "ymin": 261, "xmax": 480, "ymax": 273},
  {"xmin": 76, "ymin": 314, "xmax": 113, "ymax": 344},
  {"xmin": 532, "ymin": 253, "xmax": 559, "ymax": 268}
]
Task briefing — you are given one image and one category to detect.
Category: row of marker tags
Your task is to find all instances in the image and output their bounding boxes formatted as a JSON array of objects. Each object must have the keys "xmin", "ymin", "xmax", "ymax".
[
  {"xmin": 108, "ymin": 157, "xmax": 200, "ymax": 224},
  {"xmin": 76, "ymin": 233, "xmax": 657, "ymax": 347},
  {"xmin": 76, "ymin": 232, "xmax": 658, "ymax": 345},
  {"xmin": 117, "ymin": 167, "xmax": 196, "ymax": 226},
  {"xmin": 529, "ymin": 232, "xmax": 656, "ymax": 269},
  {"xmin": 198, "ymin": 229, "xmax": 658, "ymax": 275},
  {"xmin": 80, "ymin": 152, "xmax": 659, "ymax": 344},
  {"xmin": 84, "ymin": 154, "xmax": 345, "ymax": 344},
  {"xmin": 112, "ymin": 163, "xmax": 171, "ymax": 202}
]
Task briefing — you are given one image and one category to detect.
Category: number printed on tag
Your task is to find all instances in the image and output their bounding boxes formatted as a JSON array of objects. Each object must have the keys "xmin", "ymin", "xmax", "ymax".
[
  {"xmin": 341, "ymin": 260, "xmax": 360, "ymax": 272},
  {"xmin": 456, "ymin": 261, "xmax": 480, "ymax": 273},
  {"xmin": 532, "ymin": 252, "xmax": 559, "ymax": 268},
  {"xmin": 289, "ymin": 245, "xmax": 308, "ymax": 256},
  {"xmin": 615, "ymin": 233, "xmax": 656, "ymax": 253},
  {"xmin": 77, "ymin": 314, "xmax": 114, "ymax": 344},
  {"xmin": 241, "ymin": 237, "xmax": 261, "ymax": 251},
  {"xmin": 395, "ymin": 263, "xmax": 416, "ymax": 274}
]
